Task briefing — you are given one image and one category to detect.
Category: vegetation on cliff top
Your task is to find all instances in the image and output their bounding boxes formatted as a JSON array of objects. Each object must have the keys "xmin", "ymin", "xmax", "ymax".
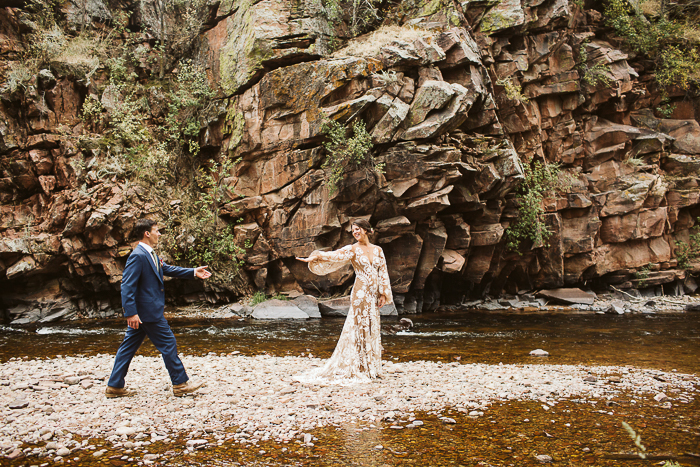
[{"xmin": 605, "ymin": 0, "xmax": 700, "ymax": 95}]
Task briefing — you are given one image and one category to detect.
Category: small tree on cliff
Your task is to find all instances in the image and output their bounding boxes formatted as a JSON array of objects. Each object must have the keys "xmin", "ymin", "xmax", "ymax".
[
  {"xmin": 505, "ymin": 161, "xmax": 569, "ymax": 253},
  {"xmin": 321, "ymin": 119, "xmax": 381, "ymax": 194}
]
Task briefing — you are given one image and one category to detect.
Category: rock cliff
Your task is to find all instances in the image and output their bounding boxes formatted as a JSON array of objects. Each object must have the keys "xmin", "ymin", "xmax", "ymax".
[{"xmin": 1, "ymin": 0, "xmax": 699, "ymax": 322}]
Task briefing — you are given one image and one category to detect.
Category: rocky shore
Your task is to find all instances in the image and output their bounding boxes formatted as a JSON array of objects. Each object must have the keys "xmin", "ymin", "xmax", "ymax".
[
  {"xmin": 1, "ymin": 354, "xmax": 698, "ymax": 463},
  {"xmin": 164, "ymin": 288, "xmax": 700, "ymax": 321}
]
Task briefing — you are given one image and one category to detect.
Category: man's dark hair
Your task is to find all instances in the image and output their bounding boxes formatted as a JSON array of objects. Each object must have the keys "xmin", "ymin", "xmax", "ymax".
[{"xmin": 132, "ymin": 218, "xmax": 157, "ymax": 241}]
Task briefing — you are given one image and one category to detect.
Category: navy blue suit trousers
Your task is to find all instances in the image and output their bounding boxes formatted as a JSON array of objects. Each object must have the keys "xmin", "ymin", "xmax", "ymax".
[{"xmin": 107, "ymin": 318, "xmax": 188, "ymax": 387}]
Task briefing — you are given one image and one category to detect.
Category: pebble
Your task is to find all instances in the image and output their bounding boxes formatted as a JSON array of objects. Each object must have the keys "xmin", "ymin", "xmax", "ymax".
[
  {"xmin": 529, "ymin": 349, "xmax": 549, "ymax": 357},
  {"xmin": 536, "ymin": 454, "xmax": 553, "ymax": 463},
  {"xmin": 8, "ymin": 400, "xmax": 29, "ymax": 409},
  {"xmin": 0, "ymin": 354, "xmax": 696, "ymax": 454}
]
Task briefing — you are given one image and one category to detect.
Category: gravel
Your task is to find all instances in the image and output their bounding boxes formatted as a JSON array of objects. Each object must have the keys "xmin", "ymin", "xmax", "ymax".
[{"xmin": 0, "ymin": 354, "xmax": 697, "ymax": 457}]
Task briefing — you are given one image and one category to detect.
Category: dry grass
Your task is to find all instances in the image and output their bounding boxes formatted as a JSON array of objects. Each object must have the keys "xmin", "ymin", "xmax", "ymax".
[
  {"xmin": 639, "ymin": 0, "xmax": 662, "ymax": 17},
  {"xmin": 54, "ymin": 34, "xmax": 108, "ymax": 69},
  {"xmin": 681, "ymin": 22, "xmax": 700, "ymax": 44},
  {"xmin": 332, "ymin": 25, "xmax": 433, "ymax": 59},
  {"xmin": 4, "ymin": 62, "xmax": 33, "ymax": 93}
]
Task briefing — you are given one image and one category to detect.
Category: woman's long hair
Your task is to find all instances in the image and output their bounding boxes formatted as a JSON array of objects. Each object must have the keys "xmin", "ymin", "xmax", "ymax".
[{"xmin": 352, "ymin": 218, "xmax": 373, "ymax": 234}]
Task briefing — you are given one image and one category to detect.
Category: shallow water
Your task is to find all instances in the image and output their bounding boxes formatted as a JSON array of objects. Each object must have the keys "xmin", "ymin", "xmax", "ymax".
[
  {"xmin": 2, "ymin": 311, "xmax": 699, "ymax": 373},
  {"xmin": 1, "ymin": 311, "xmax": 699, "ymax": 466}
]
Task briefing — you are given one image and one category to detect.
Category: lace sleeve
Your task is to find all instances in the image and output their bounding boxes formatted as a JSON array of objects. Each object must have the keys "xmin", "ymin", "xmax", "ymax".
[
  {"xmin": 308, "ymin": 245, "xmax": 354, "ymax": 276},
  {"xmin": 378, "ymin": 247, "xmax": 393, "ymax": 303}
]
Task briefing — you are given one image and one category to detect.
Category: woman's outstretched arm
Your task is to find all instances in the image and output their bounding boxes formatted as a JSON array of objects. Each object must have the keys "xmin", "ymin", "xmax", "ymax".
[{"xmin": 297, "ymin": 245, "xmax": 354, "ymax": 276}]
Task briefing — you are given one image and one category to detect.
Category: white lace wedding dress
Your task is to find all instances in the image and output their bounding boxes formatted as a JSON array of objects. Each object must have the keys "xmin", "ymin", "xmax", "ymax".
[{"xmin": 295, "ymin": 244, "xmax": 393, "ymax": 384}]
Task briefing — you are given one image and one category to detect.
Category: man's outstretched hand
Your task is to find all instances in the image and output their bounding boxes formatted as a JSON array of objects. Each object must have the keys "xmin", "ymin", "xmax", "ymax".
[
  {"xmin": 195, "ymin": 266, "xmax": 212, "ymax": 279},
  {"xmin": 127, "ymin": 314, "xmax": 142, "ymax": 330}
]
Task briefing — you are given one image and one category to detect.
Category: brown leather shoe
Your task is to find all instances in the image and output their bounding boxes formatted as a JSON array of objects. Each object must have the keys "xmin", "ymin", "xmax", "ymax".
[
  {"xmin": 172, "ymin": 379, "xmax": 205, "ymax": 397},
  {"xmin": 105, "ymin": 386, "xmax": 136, "ymax": 398}
]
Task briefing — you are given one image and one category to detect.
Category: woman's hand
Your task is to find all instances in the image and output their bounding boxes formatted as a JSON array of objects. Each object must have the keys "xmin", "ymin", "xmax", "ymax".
[
  {"xmin": 377, "ymin": 295, "xmax": 386, "ymax": 308},
  {"xmin": 296, "ymin": 255, "xmax": 319, "ymax": 263}
]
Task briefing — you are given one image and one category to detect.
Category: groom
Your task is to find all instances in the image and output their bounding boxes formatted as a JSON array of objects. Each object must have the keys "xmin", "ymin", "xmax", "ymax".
[{"xmin": 106, "ymin": 218, "xmax": 211, "ymax": 398}]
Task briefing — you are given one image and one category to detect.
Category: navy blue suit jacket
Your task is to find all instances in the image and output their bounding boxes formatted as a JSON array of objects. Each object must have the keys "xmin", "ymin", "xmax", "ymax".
[{"xmin": 121, "ymin": 244, "xmax": 195, "ymax": 322}]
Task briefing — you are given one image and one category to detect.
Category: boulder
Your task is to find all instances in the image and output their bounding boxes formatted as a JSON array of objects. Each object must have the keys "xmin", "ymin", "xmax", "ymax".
[
  {"xmin": 404, "ymin": 80, "xmax": 455, "ymax": 127},
  {"xmin": 318, "ymin": 296, "xmax": 351, "ymax": 317},
  {"xmin": 318, "ymin": 296, "xmax": 397, "ymax": 316},
  {"xmin": 251, "ymin": 299, "xmax": 309, "ymax": 319},
  {"xmin": 290, "ymin": 295, "xmax": 321, "ymax": 318},
  {"xmin": 400, "ymin": 83, "xmax": 472, "ymax": 141},
  {"xmin": 439, "ymin": 249, "xmax": 465, "ymax": 273},
  {"xmin": 537, "ymin": 288, "xmax": 596, "ymax": 305},
  {"xmin": 371, "ymin": 97, "xmax": 410, "ymax": 144}
]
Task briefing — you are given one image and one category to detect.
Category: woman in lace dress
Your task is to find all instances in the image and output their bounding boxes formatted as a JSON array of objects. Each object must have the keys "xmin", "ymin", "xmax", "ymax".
[{"xmin": 295, "ymin": 219, "xmax": 393, "ymax": 384}]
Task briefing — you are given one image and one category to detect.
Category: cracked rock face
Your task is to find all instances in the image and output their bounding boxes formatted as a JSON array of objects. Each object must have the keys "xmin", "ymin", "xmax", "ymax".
[{"xmin": 1, "ymin": 0, "xmax": 700, "ymax": 322}]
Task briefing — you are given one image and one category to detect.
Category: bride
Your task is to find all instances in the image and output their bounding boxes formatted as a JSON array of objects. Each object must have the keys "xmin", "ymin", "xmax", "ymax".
[{"xmin": 295, "ymin": 219, "xmax": 393, "ymax": 384}]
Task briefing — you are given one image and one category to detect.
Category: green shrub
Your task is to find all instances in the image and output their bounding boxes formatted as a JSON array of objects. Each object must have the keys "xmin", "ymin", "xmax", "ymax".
[
  {"xmin": 250, "ymin": 291, "xmax": 269, "ymax": 306},
  {"xmin": 506, "ymin": 161, "xmax": 569, "ymax": 252},
  {"xmin": 496, "ymin": 77, "xmax": 530, "ymax": 103},
  {"xmin": 81, "ymin": 95, "xmax": 104, "ymax": 128},
  {"xmin": 675, "ymin": 218, "xmax": 700, "ymax": 269},
  {"xmin": 605, "ymin": 0, "xmax": 700, "ymax": 94},
  {"xmin": 655, "ymin": 45, "xmax": 700, "ymax": 90},
  {"xmin": 634, "ymin": 262, "xmax": 654, "ymax": 287},
  {"xmin": 249, "ymin": 291, "xmax": 288, "ymax": 306},
  {"xmin": 321, "ymin": 119, "xmax": 379, "ymax": 194},
  {"xmin": 160, "ymin": 59, "xmax": 214, "ymax": 158},
  {"xmin": 162, "ymin": 158, "xmax": 247, "ymax": 285},
  {"xmin": 578, "ymin": 41, "xmax": 613, "ymax": 87}
]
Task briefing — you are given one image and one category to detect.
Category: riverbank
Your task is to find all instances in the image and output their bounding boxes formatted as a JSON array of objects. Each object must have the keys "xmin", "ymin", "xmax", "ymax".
[
  {"xmin": 1, "ymin": 354, "xmax": 698, "ymax": 463},
  {"xmin": 165, "ymin": 291, "xmax": 700, "ymax": 321}
]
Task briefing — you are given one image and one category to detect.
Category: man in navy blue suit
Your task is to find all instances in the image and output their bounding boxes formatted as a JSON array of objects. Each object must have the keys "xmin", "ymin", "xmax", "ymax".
[{"xmin": 106, "ymin": 218, "xmax": 212, "ymax": 398}]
